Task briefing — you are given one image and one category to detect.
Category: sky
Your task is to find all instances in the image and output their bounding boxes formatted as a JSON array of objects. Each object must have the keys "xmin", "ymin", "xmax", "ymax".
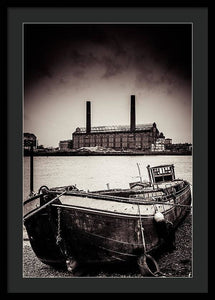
[{"xmin": 24, "ymin": 24, "xmax": 192, "ymax": 147}]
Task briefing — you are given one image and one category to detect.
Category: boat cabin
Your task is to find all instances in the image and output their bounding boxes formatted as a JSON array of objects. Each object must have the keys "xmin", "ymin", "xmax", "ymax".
[{"xmin": 147, "ymin": 164, "xmax": 175, "ymax": 184}]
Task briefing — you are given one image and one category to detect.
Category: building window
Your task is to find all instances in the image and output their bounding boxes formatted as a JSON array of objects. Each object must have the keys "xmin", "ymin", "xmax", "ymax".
[{"xmin": 90, "ymin": 136, "xmax": 95, "ymax": 146}]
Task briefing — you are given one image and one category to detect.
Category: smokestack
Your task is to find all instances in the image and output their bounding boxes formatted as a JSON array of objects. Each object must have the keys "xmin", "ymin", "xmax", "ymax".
[
  {"xmin": 130, "ymin": 95, "xmax": 136, "ymax": 132},
  {"xmin": 86, "ymin": 101, "xmax": 91, "ymax": 133}
]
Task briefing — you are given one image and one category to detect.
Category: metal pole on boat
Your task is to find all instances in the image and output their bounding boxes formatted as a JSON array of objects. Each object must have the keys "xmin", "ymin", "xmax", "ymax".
[
  {"xmin": 30, "ymin": 144, "xmax": 34, "ymax": 195},
  {"xmin": 137, "ymin": 163, "xmax": 142, "ymax": 183},
  {"xmin": 147, "ymin": 165, "xmax": 152, "ymax": 185}
]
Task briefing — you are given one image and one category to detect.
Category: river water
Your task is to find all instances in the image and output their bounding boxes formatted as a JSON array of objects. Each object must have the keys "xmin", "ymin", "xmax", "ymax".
[{"xmin": 23, "ymin": 155, "xmax": 192, "ymax": 200}]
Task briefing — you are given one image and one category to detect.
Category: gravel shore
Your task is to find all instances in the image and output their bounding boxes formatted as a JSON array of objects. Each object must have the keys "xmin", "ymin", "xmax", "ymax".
[{"xmin": 23, "ymin": 213, "xmax": 192, "ymax": 278}]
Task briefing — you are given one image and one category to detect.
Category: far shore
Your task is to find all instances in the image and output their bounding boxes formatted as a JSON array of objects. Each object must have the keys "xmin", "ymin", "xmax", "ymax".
[{"xmin": 24, "ymin": 150, "xmax": 192, "ymax": 157}]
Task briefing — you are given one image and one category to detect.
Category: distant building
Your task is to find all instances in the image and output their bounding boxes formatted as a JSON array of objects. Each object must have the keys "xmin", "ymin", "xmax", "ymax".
[
  {"xmin": 72, "ymin": 95, "xmax": 161, "ymax": 151},
  {"xmin": 151, "ymin": 132, "xmax": 165, "ymax": 151},
  {"xmin": 165, "ymin": 143, "xmax": 192, "ymax": 152},
  {"xmin": 23, "ymin": 133, "xmax": 38, "ymax": 149},
  {"xmin": 164, "ymin": 138, "xmax": 172, "ymax": 145},
  {"xmin": 59, "ymin": 140, "xmax": 73, "ymax": 151}
]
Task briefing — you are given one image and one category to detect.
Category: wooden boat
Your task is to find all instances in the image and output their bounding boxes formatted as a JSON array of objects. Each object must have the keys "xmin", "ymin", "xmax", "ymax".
[{"xmin": 23, "ymin": 164, "xmax": 192, "ymax": 276}]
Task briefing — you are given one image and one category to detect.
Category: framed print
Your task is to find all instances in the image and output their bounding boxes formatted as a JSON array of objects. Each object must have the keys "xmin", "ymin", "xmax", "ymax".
[{"xmin": 5, "ymin": 4, "xmax": 208, "ymax": 294}]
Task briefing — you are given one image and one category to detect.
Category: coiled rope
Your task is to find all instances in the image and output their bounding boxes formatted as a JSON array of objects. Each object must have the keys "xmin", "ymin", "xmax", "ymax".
[{"xmin": 137, "ymin": 203, "xmax": 165, "ymax": 277}]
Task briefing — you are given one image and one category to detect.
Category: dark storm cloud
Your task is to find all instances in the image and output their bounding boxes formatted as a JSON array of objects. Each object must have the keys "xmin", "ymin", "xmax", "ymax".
[
  {"xmin": 24, "ymin": 24, "xmax": 191, "ymax": 89},
  {"xmin": 102, "ymin": 56, "xmax": 125, "ymax": 79},
  {"xmin": 24, "ymin": 24, "xmax": 192, "ymax": 147}
]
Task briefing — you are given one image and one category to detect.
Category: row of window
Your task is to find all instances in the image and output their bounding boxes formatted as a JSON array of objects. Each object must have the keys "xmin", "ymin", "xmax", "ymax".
[
  {"xmin": 73, "ymin": 140, "xmax": 152, "ymax": 149},
  {"xmin": 75, "ymin": 135, "xmax": 152, "ymax": 143}
]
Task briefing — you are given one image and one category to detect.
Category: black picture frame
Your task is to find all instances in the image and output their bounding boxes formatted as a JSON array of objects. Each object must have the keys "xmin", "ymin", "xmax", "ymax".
[{"xmin": 3, "ymin": 3, "xmax": 208, "ymax": 294}]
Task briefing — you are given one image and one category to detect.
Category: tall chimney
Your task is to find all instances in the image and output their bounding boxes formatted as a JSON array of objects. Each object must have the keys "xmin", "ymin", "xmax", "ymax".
[
  {"xmin": 130, "ymin": 95, "xmax": 136, "ymax": 132},
  {"xmin": 86, "ymin": 101, "xmax": 91, "ymax": 133}
]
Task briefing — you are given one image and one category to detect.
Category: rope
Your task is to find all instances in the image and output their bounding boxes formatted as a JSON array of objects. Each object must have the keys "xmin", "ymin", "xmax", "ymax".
[
  {"xmin": 153, "ymin": 270, "xmax": 166, "ymax": 277},
  {"xmin": 24, "ymin": 190, "xmax": 67, "ymax": 221},
  {"xmin": 137, "ymin": 202, "xmax": 169, "ymax": 277},
  {"xmin": 153, "ymin": 203, "xmax": 158, "ymax": 214},
  {"xmin": 137, "ymin": 203, "xmax": 146, "ymax": 252},
  {"xmin": 56, "ymin": 207, "xmax": 62, "ymax": 245}
]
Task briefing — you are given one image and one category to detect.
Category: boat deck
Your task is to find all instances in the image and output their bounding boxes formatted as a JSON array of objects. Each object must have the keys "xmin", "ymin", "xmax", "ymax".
[
  {"xmin": 51, "ymin": 180, "xmax": 184, "ymax": 217},
  {"xmin": 53, "ymin": 195, "xmax": 175, "ymax": 216},
  {"xmin": 150, "ymin": 179, "xmax": 183, "ymax": 189}
]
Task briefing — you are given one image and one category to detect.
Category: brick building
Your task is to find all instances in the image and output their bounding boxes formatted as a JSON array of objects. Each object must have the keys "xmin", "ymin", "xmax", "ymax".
[
  {"xmin": 59, "ymin": 140, "xmax": 73, "ymax": 151},
  {"xmin": 72, "ymin": 95, "xmax": 162, "ymax": 151}
]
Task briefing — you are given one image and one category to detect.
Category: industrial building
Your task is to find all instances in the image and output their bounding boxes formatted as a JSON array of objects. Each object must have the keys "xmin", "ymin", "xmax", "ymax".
[{"xmin": 72, "ymin": 95, "xmax": 164, "ymax": 151}]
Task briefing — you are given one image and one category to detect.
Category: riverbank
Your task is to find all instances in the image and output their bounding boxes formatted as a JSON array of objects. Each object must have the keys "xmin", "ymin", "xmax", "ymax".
[
  {"xmin": 23, "ymin": 214, "xmax": 192, "ymax": 278},
  {"xmin": 24, "ymin": 150, "xmax": 192, "ymax": 156}
]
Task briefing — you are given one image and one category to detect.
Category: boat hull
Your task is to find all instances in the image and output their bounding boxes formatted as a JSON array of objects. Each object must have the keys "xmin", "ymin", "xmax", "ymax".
[
  {"xmin": 24, "ymin": 183, "xmax": 191, "ymax": 267},
  {"xmin": 54, "ymin": 185, "xmax": 191, "ymax": 264},
  {"xmin": 24, "ymin": 210, "xmax": 66, "ymax": 267}
]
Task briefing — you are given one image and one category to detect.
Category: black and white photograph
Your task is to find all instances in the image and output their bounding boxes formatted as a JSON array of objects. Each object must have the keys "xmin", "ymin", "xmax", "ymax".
[{"xmin": 23, "ymin": 23, "xmax": 193, "ymax": 278}]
